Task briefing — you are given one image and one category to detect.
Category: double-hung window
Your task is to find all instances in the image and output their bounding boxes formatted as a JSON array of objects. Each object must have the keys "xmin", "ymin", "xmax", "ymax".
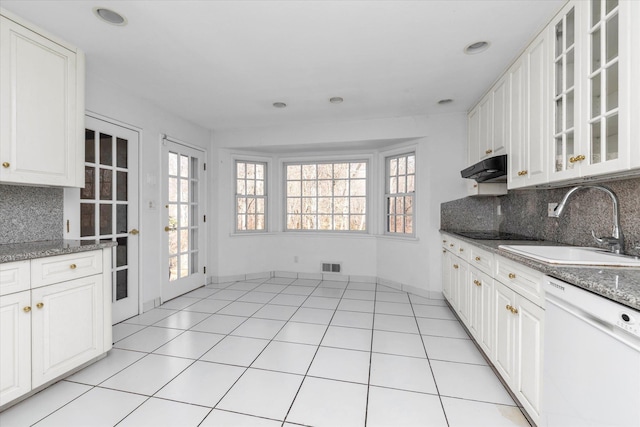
[
  {"xmin": 235, "ymin": 160, "xmax": 267, "ymax": 231},
  {"xmin": 385, "ymin": 153, "xmax": 415, "ymax": 236},
  {"xmin": 285, "ymin": 161, "xmax": 367, "ymax": 231}
]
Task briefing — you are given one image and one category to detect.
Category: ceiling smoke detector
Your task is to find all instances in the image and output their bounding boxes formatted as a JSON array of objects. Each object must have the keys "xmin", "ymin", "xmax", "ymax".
[
  {"xmin": 272, "ymin": 102, "xmax": 287, "ymax": 108},
  {"xmin": 329, "ymin": 97, "xmax": 344, "ymax": 104},
  {"xmin": 93, "ymin": 7, "xmax": 127, "ymax": 26},
  {"xmin": 464, "ymin": 41, "xmax": 490, "ymax": 55}
]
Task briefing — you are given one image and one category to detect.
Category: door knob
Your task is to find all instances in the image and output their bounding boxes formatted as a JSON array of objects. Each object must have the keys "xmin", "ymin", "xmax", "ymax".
[
  {"xmin": 129, "ymin": 229, "xmax": 139, "ymax": 235},
  {"xmin": 164, "ymin": 226, "xmax": 171, "ymax": 232}
]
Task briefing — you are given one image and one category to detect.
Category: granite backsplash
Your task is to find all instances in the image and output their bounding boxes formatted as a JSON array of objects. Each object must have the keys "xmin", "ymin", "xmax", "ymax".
[
  {"xmin": 441, "ymin": 176, "xmax": 640, "ymax": 256},
  {"xmin": 0, "ymin": 184, "xmax": 63, "ymax": 244}
]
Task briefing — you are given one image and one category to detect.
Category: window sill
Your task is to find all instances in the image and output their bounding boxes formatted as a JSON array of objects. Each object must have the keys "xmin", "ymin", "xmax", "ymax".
[{"xmin": 376, "ymin": 234, "xmax": 420, "ymax": 242}]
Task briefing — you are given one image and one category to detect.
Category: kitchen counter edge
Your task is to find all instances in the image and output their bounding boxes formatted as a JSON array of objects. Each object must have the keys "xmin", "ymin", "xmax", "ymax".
[
  {"xmin": 0, "ymin": 240, "xmax": 117, "ymax": 263},
  {"xmin": 440, "ymin": 230, "xmax": 640, "ymax": 311}
]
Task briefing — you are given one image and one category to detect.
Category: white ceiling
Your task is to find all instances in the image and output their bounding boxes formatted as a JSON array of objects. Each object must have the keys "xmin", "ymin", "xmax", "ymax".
[{"xmin": 2, "ymin": 0, "xmax": 565, "ymax": 131}]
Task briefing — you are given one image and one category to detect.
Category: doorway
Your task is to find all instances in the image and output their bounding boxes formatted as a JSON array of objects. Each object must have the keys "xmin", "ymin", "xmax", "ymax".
[
  {"xmin": 65, "ymin": 115, "xmax": 140, "ymax": 324},
  {"xmin": 161, "ymin": 138, "xmax": 206, "ymax": 301}
]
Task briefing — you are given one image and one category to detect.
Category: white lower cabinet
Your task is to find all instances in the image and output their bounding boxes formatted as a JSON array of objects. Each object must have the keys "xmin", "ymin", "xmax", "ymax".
[
  {"xmin": 0, "ymin": 249, "xmax": 111, "ymax": 408},
  {"xmin": 0, "ymin": 290, "xmax": 31, "ymax": 406},
  {"xmin": 441, "ymin": 234, "xmax": 544, "ymax": 425},
  {"xmin": 31, "ymin": 276, "xmax": 104, "ymax": 388}
]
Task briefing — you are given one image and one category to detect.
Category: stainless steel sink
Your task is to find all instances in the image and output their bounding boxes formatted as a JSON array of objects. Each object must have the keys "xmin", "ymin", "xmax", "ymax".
[{"xmin": 498, "ymin": 245, "xmax": 640, "ymax": 267}]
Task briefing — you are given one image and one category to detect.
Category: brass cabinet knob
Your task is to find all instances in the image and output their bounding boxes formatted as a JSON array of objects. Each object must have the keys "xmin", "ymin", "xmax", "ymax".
[
  {"xmin": 473, "ymin": 280, "xmax": 481, "ymax": 286},
  {"xmin": 36, "ymin": 302, "xmax": 44, "ymax": 309},
  {"xmin": 475, "ymin": 256, "xmax": 481, "ymax": 261},
  {"xmin": 459, "ymin": 248, "xmax": 464, "ymax": 252},
  {"xmin": 449, "ymin": 243, "xmax": 454, "ymax": 247},
  {"xmin": 569, "ymin": 156, "xmax": 576, "ymax": 163},
  {"xmin": 508, "ymin": 273, "xmax": 516, "ymax": 279},
  {"xmin": 2, "ymin": 162, "xmax": 9, "ymax": 168},
  {"xmin": 453, "ymin": 264, "xmax": 459, "ymax": 269},
  {"xmin": 129, "ymin": 229, "xmax": 139, "ymax": 235},
  {"xmin": 517, "ymin": 170, "xmax": 529, "ymax": 176},
  {"xmin": 23, "ymin": 306, "xmax": 31, "ymax": 313},
  {"xmin": 164, "ymin": 226, "xmax": 171, "ymax": 232},
  {"xmin": 442, "ymin": 249, "xmax": 446, "ymax": 253},
  {"xmin": 70, "ymin": 264, "xmax": 77, "ymax": 269},
  {"xmin": 442, "ymin": 240, "xmax": 447, "ymax": 243},
  {"xmin": 511, "ymin": 307, "xmax": 519, "ymax": 314},
  {"xmin": 485, "ymin": 149, "xmax": 493, "ymax": 155}
]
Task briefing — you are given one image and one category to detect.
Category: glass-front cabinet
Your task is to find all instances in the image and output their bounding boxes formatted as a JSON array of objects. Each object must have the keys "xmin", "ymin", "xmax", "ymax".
[{"xmin": 549, "ymin": 0, "xmax": 640, "ymax": 182}]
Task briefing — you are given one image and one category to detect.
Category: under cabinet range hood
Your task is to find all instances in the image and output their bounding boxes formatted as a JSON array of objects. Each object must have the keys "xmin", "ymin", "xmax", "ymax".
[{"xmin": 461, "ymin": 154, "xmax": 507, "ymax": 183}]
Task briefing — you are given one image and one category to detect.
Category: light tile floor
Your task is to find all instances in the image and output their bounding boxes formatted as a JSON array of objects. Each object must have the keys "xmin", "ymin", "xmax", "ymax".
[{"xmin": 0, "ymin": 277, "xmax": 531, "ymax": 427}]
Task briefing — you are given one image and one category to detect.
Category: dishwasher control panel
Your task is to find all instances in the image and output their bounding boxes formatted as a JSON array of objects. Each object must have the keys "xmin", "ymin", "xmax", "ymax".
[{"xmin": 618, "ymin": 312, "xmax": 640, "ymax": 338}]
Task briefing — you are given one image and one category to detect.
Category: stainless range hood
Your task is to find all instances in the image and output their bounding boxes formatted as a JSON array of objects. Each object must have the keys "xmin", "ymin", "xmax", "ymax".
[{"xmin": 460, "ymin": 154, "xmax": 507, "ymax": 183}]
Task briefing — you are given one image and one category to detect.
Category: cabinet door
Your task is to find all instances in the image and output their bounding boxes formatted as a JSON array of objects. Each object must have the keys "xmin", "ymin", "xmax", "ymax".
[
  {"xmin": 491, "ymin": 76, "xmax": 509, "ymax": 157},
  {"xmin": 455, "ymin": 262, "xmax": 470, "ymax": 325},
  {"xmin": 479, "ymin": 272, "xmax": 495, "ymax": 358},
  {"xmin": 31, "ymin": 275, "xmax": 103, "ymax": 388},
  {"xmin": 580, "ymin": 0, "xmax": 632, "ymax": 176},
  {"xmin": 478, "ymin": 96, "xmax": 493, "ymax": 160},
  {"xmin": 0, "ymin": 15, "xmax": 83, "ymax": 187},
  {"xmin": 0, "ymin": 291, "xmax": 31, "ymax": 406},
  {"xmin": 493, "ymin": 282, "xmax": 517, "ymax": 384},
  {"xmin": 442, "ymin": 249, "xmax": 452, "ymax": 300},
  {"xmin": 516, "ymin": 295, "xmax": 544, "ymax": 422},
  {"xmin": 468, "ymin": 107, "xmax": 480, "ymax": 165},
  {"xmin": 508, "ymin": 58, "xmax": 527, "ymax": 187},
  {"xmin": 524, "ymin": 32, "xmax": 550, "ymax": 186}
]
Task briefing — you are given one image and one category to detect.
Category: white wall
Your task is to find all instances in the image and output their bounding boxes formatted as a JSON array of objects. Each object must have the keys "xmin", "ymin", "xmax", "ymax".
[
  {"xmin": 211, "ymin": 113, "xmax": 468, "ymax": 297},
  {"xmin": 84, "ymin": 73, "xmax": 211, "ymax": 309}
]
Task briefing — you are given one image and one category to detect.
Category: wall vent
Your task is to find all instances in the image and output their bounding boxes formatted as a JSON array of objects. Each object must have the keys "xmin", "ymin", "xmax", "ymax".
[{"xmin": 321, "ymin": 263, "xmax": 341, "ymax": 273}]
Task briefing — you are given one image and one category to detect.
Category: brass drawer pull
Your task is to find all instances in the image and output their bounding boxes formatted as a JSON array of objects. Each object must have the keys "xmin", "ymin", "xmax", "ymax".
[
  {"xmin": 36, "ymin": 302, "xmax": 44, "ymax": 309},
  {"xmin": 453, "ymin": 264, "xmax": 459, "ymax": 269},
  {"xmin": 506, "ymin": 304, "xmax": 512, "ymax": 311},
  {"xmin": 70, "ymin": 264, "xmax": 77, "ymax": 269},
  {"xmin": 23, "ymin": 306, "xmax": 31, "ymax": 313},
  {"xmin": 473, "ymin": 280, "xmax": 481, "ymax": 286},
  {"xmin": 459, "ymin": 248, "xmax": 464, "ymax": 252},
  {"xmin": 442, "ymin": 240, "xmax": 447, "ymax": 243},
  {"xmin": 450, "ymin": 243, "xmax": 454, "ymax": 247},
  {"xmin": 2, "ymin": 162, "xmax": 9, "ymax": 168},
  {"xmin": 517, "ymin": 170, "xmax": 529, "ymax": 176},
  {"xmin": 569, "ymin": 154, "xmax": 586, "ymax": 163},
  {"xmin": 508, "ymin": 273, "xmax": 516, "ymax": 279},
  {"xmin": 485, "ymin": 149, "xmax": 493, "ymax": 155},
  {"xmin": 442, "ymin": 249, "xmax": 446, "ymax": 253},
  {"xmin": 475, "ymin": 256, "xmax": 481, "ymax": 261}
]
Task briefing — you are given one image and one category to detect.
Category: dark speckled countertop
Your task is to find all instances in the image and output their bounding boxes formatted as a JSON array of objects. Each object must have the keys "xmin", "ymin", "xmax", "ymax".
[
  {"xmin": 441, "ymin": 230, "xmax": 640, "ymax": 311},
  {"xmin": 0, "ymin": 240, "xmax": 116, "ymax": 263}
]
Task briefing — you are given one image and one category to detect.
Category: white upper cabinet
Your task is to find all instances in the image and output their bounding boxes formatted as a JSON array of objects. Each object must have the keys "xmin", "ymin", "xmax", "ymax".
[
  {"xmin": 508, "ymin": 31, "xmax": 550, "ymax": 189},
  {"xmin": 469, "ymin": 0, "xmax": 640, "ymax": 187},
  {"xmin": 0, "ymin": 10, "xmax": 85, "ymax": 188},
  {"xmin": 550, "ymin": 0, "xmax": 640, "ymax": 181}
]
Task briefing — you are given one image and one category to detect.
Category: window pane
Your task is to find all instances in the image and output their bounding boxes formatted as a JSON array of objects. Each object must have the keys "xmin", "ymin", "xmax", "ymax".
[
  {"xmin": 288, "ymin": 181, "xmax": 301, "ymax": 196},
  {"xmin": 169, "ymin": 153, "xmax": 178, "ymax": 176},
  {"xmin": 287, "ymin": 198, "xmax": 301, "ymax": 213},
  {"xmin": 180, "ymin": 155, "xmax": 189, "ymax": 178},
  {"xmin": 256, "ymin": 198, "xmax": 265, "ymax": 214},
  {"xmin": 405, "ymin": 216, "xmax": 413, "ymax": 234},
  {"xmin": 116, "ymin": 204, "xmax": 127, "ymax": 234},
  {"xmin": 350, "ymin": 162, "xmax": 366, "ymax": 178},
  {"xmin": 318, "ymin": 197, "xmax": 332, "ymax": 213},
  {"xmin": 302, "ymin": 164, "xmax": 317, "ymax": 179},
  {"xmin": 256, "ymin": 180, "xmax": 264, "ymax": 196},
  {"xmin": 168, "ymin": 178, "xmax": 178, "ymax": 202},
  {"xmin": 100, "ymin": 169, "xmax": 113, "ymax": 200},
  {"xmin": 85, "ymin": 129, "xmax": 95, "ymax": 163},
  {"xmin": 318, "ymin": 164, "xmax": 332, "ymax": 179},
  {"xmin": 335, "ymin": 215, "xmax": 349, "ymax": 230},
  {"xmin": 334, "ymin": 197, "xmax": 348, "ymax": 214},
  {"xmin": 318, "ymin": 180, "xmax": 332, "ymax": 197},
  {"xmin": 350, "ymin": 197, "xmax": 366, "ymax": 214},
  {"xmin": 390, "ymin": 159, "xmax": 398, "ymax": 176},
  {"xmin": 116, "ymin": 270, "xmax": 128, "ymax": 301},
  {"xmin": 350, "ymin": 179, "xmax": 366, "ymax": 196},
  {"xmin": 350, "ymin": 215, "xmax": 365, "ymax": 231},
  {"xmin": 287, "ymin": 215, "xmax": 301, "ymax": 229},
  {"xmin": 116, "ymin": 138, "xmax": 128, "ymax": 168},
  {"xmin": 302, "ymin": 198, "xmax": 317, "ymax": 213},
  {"xmin": 100, "ymin": 204, "xmax": 112, "ymax": 235},
  {"xmin": 287, "ymin": 165, "xmax": 301, "ymax": 180},
  {"xmin": 333, "ymin": 180, "xmax": 348, "ymax": 196},
  {"xmin": 247, "ymin": 180, "xmax": 255, "ymax": 196},
  {"xmin": 82, "ymin": 166, "xmax": 95, "ymax": 200},
  {"xmin": 407, "ymin": 156, "xmax": 415, "ymax": 174},
  {"xmin": 237, "ymin": 162, "xmax": 246, "ymax": 178},
  {"xmin": 80, "ymin": 203, "xmax": 95, "ymax": 237},
  {"xmin": 237, "ymin": 197, "xmax": 246, "ymax": 213},
  {"xmin": 318, "ymin": 215, "xmax": 332, "ymax": 230},
  {"xmin": 333, "ymin": 164, "xmax": 348, "ymax": 179},
  {"xmin": 116, "ymin": 171, "xmax": 127, "ymax": 201},
  {"xmin": 407, "ymin": 175, "xmax": 415, "ymax": 192},
  {"xmin": 100, "ymin": 133, "xmax": 112, "ymax": 166},
  {"xmin": 116, "ymin": 237, "xmax": 127, "ymax": 267},
  {"xmin": 302, "ymin": 181, "xmax": 316, "ymax": 197},
  {"xmin": 237, "ymin": 179, "xmax": 246, "ymax": 195},
  {"xmin": 246, "ymin": 163, "xmax": 255, "ymax": 179},
  {"xmin": 256, "ymin": 164, "xmax": 264, "ymax": 179}
]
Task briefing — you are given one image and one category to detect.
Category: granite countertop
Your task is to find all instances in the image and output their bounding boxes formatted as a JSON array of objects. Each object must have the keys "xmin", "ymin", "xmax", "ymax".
[
  {"xmin": 441, "ymin": 230, "xmax": 640, "ymax": 311},
  {"xmin": 0, "ymin": 240, "xmax": 117, "ymax": 263}
]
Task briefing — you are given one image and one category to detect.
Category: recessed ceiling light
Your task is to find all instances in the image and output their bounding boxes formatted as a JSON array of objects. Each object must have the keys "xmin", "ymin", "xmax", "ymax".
[
  {"xmin": 329, "ymin": 97, "xmax": 344, "ymax": 104},
  {"xmin": 93, "ymin": 7, "xmax": 127, "ymax": 26},
  {"xmin": 272, "ymin": 102, "xmax": 287, "ymax": 108},
  {"xmin": 438, "ymin": 99, "xmax": 454, "ymax": 105},
  {"xmin": 464, "ymin": 41, "xmax": 490, "ymax": 55}
]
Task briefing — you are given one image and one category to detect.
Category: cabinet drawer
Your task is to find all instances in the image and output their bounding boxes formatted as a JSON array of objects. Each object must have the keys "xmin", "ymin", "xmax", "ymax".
[
  {"xmin": 30, "ymin": 251, "xmax": 102, "ymax": 288},
  {"xmin": 495, "ymin": 256, "xmax": 544, "ymax": 306},
  {"xmin": 0, "ymin": 260, "xmax": 30, "ymax": 296},
  {"xmin": 469, "ymin": 245, "xmax": 493, "ymax": 275}
]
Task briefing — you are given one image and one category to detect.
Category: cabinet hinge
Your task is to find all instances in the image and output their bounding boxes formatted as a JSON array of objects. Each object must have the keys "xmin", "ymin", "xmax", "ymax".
[
  {"xmin": 203, "ymin": 215, "xmax": 206, "ymax": 223},
  {"xmin": 204, "ymin": 266, "xmax": 206, "ymax": 274},
  {"xmin": 204, "ymin": 163, "xmax": 207, "ymax": 171}
]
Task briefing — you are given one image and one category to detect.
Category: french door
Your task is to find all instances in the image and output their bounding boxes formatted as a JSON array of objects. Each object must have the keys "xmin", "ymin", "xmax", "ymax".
[
  {"xmin": 161, "ymin": 138, "xmax": 206, "ymax": 301},
  {"xmin": 66, "ymin": 115, "xmax": 140, "ymax": 324}
]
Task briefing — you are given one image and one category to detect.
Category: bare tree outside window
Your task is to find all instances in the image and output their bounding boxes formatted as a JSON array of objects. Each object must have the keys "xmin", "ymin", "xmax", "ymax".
[
  {"xmin": 386, "ymin": 153, "xmax": 415, "ymax": 236},
  {"xmin": 285, "ymin": 161, "xmax": 367, "ymax": 231},
  {"xmin": 236, "ymin": 161, "xmax": 267, "ymax": 231}
]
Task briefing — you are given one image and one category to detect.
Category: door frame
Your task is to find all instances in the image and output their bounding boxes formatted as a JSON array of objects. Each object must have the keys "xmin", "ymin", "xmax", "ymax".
[
  {"xmin": 160, "ymin": 134, "xmax": 208, "ymax": 303},
  {"xmin": 63, "ymin": 111, "xmax": 142, "ymax": 318}
]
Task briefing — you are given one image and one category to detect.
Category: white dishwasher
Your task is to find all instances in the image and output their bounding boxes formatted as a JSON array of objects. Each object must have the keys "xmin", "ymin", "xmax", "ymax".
[{"xmin": 542, "ymin": 276, "xmax": 640, "ymax": 427}]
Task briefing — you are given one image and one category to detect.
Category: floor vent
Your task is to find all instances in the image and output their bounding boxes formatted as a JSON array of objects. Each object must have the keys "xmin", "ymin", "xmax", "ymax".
[{"xmin": 321, "ymin": 263, "xmax": 341, "ymax": 273}]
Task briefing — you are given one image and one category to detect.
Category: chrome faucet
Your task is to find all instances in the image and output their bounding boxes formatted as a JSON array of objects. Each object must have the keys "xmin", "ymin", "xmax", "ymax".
[{"xmin": 551, "ymin": 185, "xmax": 624, "ymax": 254}]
